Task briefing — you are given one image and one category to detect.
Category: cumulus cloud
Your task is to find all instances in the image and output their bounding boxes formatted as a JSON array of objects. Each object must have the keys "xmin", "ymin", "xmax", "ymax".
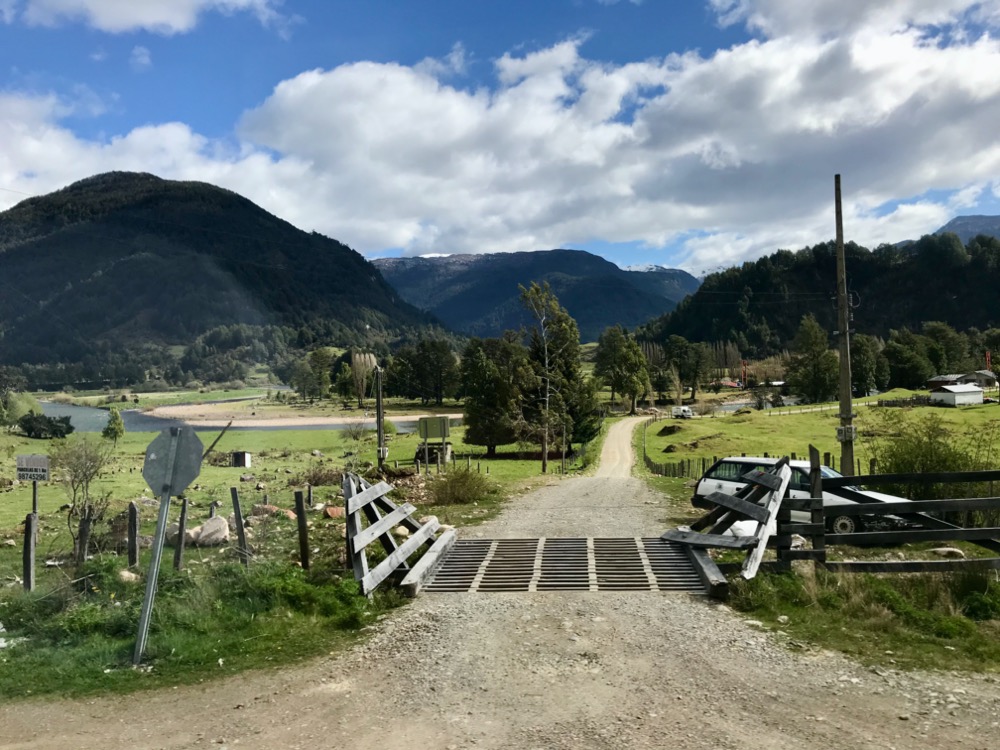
[
  {"xmin": 0, "ymin": 0, "xmax": 16, "ymax": 23},
  {"xmin": 16, "ymin": 0, "xmax": 290, "ymax": 35},
  {"xmin": 4, "ymin": 4, "xmax": 1000, "ymax": 273}
]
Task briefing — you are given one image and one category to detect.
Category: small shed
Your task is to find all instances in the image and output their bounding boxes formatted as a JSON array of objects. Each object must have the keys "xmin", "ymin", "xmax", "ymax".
[
  {"xmin": 231, "ymin": 451, "xmax": 252, "ymax": 468},
  {"xmin": 929, "ymin": 383, "xmax": 984, "ymax": 407},
  {"xmin": 927, "ymin": 374, "xmax": 965, "ymax": 389},
  {"xmin": 959, "ymin": 370, "xmax": 998, "ymax": 389}
]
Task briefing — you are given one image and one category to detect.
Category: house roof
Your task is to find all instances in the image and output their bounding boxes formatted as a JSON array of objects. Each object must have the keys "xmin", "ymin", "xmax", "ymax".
[
  {"xmin": 931, "ymin": 384, "xmax": 984, "ymax": 394},
  {"xmin": 970, "ymin": 370, "xmax": 998, "ymax": 378},
  {"xmin": 928, "ymin": 374, "xmax": 965, "ymax": 382}
]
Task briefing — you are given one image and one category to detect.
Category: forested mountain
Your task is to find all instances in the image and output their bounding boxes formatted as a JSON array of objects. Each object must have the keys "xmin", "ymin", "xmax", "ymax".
[
  {"xmin": 935, "ymin": 215, "xmax": 1000, "ymax": 244},
  {"xmin": 374, "ymin": 250, "xmax": 699, "ymax": 341},
  {"xmin": 0, "ymin": 172, "xmax": 435, "ymax": 386},
  {"xmin": 640, "ymin": 232, "xmax": 1000, "ymax": 358}
]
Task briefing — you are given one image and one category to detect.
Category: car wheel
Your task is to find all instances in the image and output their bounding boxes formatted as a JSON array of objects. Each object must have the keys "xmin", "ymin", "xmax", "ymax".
[{"xmin": 828, "ymin": 514, "xmax": 863, "ymax": 534}]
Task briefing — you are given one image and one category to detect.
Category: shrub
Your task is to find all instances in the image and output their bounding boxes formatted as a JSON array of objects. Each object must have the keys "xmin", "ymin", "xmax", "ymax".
[{"xmin": 429, "ymin": 469, "xmax": 503, "ymax": 506}]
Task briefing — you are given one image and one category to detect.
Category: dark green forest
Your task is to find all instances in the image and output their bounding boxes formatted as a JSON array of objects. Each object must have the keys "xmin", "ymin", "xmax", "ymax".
[
  {"xmin": 0, "ymin": 172, "xmax": 437, "ymax": 388},
  {"xmin": 640, "ymin": 233, "xmax": 1000, "ymax": 359}
]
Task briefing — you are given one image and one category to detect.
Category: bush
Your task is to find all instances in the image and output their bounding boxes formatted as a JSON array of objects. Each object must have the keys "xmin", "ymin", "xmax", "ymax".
[{"xmin": 429, "ymin": 469, "xmax": 503, "ymax": 505}]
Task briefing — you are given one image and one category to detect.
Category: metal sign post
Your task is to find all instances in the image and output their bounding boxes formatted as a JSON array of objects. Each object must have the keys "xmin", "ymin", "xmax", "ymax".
[{"xmin": 133, "ymin": 427, "xmax": 204, "ymax": 666}]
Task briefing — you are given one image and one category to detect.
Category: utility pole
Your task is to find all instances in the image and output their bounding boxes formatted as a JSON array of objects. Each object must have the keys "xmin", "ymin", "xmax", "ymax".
[
  {"xmin": 375, "ymin": 366, "xmax": 386, "ymax": 471},
  {"xmin": 834, "ymin": 174, "xmax": 855, "ymax": 475}
]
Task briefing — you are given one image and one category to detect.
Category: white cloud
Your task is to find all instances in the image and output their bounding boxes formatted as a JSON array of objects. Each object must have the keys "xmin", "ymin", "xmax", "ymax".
[
  {"xmin": 4, "ymin": 10, "xmax": 1000, "ymax": 274},
  {"xmin": 129, "ymin": 45, "xmax": 151, "ymax": 71},
  {"xmin": 18, "ymin": 0, "xmax": 289, "ymax": 35},
  {"xmin": 0, "ymin": 0, "xmax": 16, "ymax": 23}
]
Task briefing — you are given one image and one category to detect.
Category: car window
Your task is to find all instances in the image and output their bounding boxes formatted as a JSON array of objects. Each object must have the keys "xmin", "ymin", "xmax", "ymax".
[
  {"xmin": 706, "ymin": 461, "xmax": 743, "ymax": 481},
  {"xmin": 791, "ymin": 468, "xmax": 810, "ymax": 492}
]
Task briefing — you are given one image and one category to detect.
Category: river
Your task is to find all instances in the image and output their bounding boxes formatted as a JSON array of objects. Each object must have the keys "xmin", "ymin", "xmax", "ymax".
[{"xmin": 39, "ymin": 402, "xmax": 443, "ymax": 434}]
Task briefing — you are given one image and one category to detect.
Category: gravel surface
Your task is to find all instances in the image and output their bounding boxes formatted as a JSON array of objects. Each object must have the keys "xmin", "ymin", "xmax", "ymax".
[{"xmin": 1, "ymin": 418, "xmax": 998, "ymax": 749}]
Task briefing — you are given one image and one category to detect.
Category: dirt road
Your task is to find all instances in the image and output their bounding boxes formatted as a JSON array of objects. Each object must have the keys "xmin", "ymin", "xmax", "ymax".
[{"xmin": 2, "ymin": 417, "xmax": 998, "ymax": 749}]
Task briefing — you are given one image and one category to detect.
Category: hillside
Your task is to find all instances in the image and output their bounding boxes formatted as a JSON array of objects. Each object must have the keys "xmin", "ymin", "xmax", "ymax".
[
  {"xmin": 639, "ymin": 231, "xmax": 1000, "ymax": 356},
  {"xmin": 0, "ymin": 172, "xmax": 433, "ymax": 377},
  {"xmin": 374, "ymin": 250, "xmax": 699, "ymax": 341},
  {"xmin": 935, "ymin": 215, "xmax": 1000, "ymax": 244}
]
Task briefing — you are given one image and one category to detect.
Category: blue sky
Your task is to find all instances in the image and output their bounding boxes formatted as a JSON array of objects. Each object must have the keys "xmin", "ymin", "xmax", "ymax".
[{"xmin": 2, "ymin": 1, "xmax": 1000, "ymax": 273}]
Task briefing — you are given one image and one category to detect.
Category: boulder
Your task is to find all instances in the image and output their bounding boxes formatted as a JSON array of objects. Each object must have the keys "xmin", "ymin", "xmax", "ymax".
[
  {"xmin": 323, "ymin": 506, "xmax": 345, "ymax": 519},
  {"xmin": 418, "ymin": 515, "xmax": 439, "ymax": 526},
  {"xmin": 255, "ymin": 482, "xmax": 266, "ymax": 491},
  {"xmin": 311, "ymin": 450, "xmax": 323, "ymax": 457},
  {"xmin": 165, "ymin": 522, "xmax": 181, "ymax": 546},
  {"xmin": 239, "ymin": 474, "xmax": 255, "ymax": 482},
  {"xmin": 118, "ymin": 569, "xmax": 140, "ymax": 583},
  {"xmin": 195, "ymin": 516, "xmax": 230, "ymax": 547},
  {"xmin": 930, "ymin": 547, "xmax": 966, "ymax": 559},
  {"xmin": 393, "ymin": 526, "xmax": 410, "ymax": 539},
  {"xmin": 251, "ymin": 504, "xmax": 281, "ymax": 517}
]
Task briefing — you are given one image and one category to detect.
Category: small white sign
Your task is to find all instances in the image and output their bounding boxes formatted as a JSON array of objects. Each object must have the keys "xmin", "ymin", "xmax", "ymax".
[{"xmin": 16, "ymin": 454, "xmax": 50, "ymax": 482}]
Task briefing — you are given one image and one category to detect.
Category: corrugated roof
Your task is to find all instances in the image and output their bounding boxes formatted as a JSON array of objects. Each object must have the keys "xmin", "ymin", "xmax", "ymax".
[{"xmin": 931, "ymin": 384, "xmax": 984, "ymax": 393}]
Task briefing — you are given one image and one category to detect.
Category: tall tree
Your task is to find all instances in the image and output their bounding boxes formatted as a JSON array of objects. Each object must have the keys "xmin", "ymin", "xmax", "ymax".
[
  {"xmin": 786, "ymin": 314, "xmax": 838, "ymax": 403},
  {"xmin": 594, "ymin": 326, "xmax": 649, "ymax": 414},
  {"xmin": 461, "ymin": 334, "xmax": 534, "ymax": 457},
  {"xmin": 519, "ymin": 282, "xmax": 598, "ymax": 471}
]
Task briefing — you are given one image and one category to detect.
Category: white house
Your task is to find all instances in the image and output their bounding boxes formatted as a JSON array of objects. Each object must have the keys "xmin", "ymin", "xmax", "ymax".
[{"xmin": 929, "ymin": 383, "xmax": 984, "ymax": 407}]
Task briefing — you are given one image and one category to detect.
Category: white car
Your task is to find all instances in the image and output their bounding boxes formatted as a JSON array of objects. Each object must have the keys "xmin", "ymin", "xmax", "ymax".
[{"xmin": 692, "ymin": 456, "xmax": 909, "ymax": 534}]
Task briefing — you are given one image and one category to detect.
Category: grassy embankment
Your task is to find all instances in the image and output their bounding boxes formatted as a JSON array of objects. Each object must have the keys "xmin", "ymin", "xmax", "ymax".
[
  {"xmin": 633, "ymin": 394, "xmax": 1000, "ymax": 672},
  {"xmin": 0, "ymin": 403, "xmax": 608, "ymax": 699}
]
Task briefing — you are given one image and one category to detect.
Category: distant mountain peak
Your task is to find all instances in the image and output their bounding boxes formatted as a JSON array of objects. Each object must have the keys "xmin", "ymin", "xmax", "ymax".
[{"xmin": 935, "ymin": 215, "xmax": 1000, "ymax": 244}]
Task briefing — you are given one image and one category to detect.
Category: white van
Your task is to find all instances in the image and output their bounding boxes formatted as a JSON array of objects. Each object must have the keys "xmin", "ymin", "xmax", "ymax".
[
  {"xmin": 692, "ymin": 456, "xmax": 908, "ymax": 533},
  {"xmin": 671, "ymin": 406, "xmax": 694, "ymax": 419}
]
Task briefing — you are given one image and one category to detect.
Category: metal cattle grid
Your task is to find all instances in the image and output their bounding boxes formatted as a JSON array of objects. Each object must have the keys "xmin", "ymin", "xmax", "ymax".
[{"xmin": 422, "ymin": 537, "xmax": 704, "ymax": 593}]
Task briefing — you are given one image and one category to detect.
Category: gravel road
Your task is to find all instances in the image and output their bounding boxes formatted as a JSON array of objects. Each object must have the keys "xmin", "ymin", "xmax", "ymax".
[{"xmin": 2, "ymin": 417, "xmax": 998, "ymax": 749}]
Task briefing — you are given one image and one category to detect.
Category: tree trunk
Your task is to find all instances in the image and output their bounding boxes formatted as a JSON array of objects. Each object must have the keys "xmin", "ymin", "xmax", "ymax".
[
  {"xmin": 76, "ymin": 507, "xmax": 95, "ymax": 565},
  {"xmin": 486, "ymin": 445, "xmax": 497, "ymax": 458},
  {"xmin": 541, "ymin": 426, "xmax": 548, "ymax": 474}
]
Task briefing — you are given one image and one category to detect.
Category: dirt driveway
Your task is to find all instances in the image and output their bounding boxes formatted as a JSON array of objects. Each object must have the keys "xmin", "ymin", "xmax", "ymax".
[{"xmin": 2, "ymin": 417, "xmax": 998, "ymax": 749}]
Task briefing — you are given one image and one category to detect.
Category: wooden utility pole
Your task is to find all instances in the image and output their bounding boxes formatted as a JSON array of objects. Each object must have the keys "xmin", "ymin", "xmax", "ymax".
[
  {"xmin": 375, "ymin": 366, "xmax": 386, "ymax": 471},
  {"xmin": 834, "ymin": 174, "xmax": 855, "ymax": 475}
]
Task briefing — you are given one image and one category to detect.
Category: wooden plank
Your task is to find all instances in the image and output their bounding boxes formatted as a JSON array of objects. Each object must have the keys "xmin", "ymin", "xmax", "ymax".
[
  {"xmin": 343, "ymin": 477, "xmax": 370, "ymax": 587},
  {"xmin": 778, "ymin": 523, "xmax": 825, "ymax": 535},
  {"xmin": 373, "ymin": 495, "xmax": 423, "ymax": 533},
  {"xmin": 832, "ymin": 527, "xmax": 1000, "ymax": 546},
  {"xmin": 400, "ymin": 528, "xmax": 457, "ymax": 596},
  {"xmin": 690, "ymin": 505, "xmax": 730, "ymax": 532},
  {"xmin": 345, "ymin": 481, "xmax": 394, "ymax": 514},
  {"xmin": 361, "ymin": 520, "xmax": 441, "ymax": 594},
  {"xmin": 821, "ymin": 497, "xmax": 1000, "ymax": 516},
  {"xmin": 702, "ymin": 491, "xmax": 770, "ymax": 523},
  {"xmin": 741, "ymin": 468, "xmax": 784, "ymax": 492},
  {"xmin": 660, "ymin": 529, "xmax": 758, "ymax": 549},
  {"xmin": 823, "ymin": 469, "xmax": 1000, "ymax": 488},
  {"xmin": 352, "ymin": 503, "xmax": 417, "ymax": 552},
  {"xmin": 781, "ymin": 549, "xmax": 826, "ymax": 561},
  {"xmin": 230, "ymin": 487, "xmax": 250, "ymax": 568},
  {"xmin": 824, "ymin": 558, "xmax": 1000, "ymax": 573},
  {"xmin": 742, "ymin": 464, "xmax": 792, "ymax": 580},
  {"xmin": 684, "ymin": 546, "xmax": 729, "ymax": 600},
  {"xmin": 783, "ymin": 497, "xmax": 823, "ymax": 511}
]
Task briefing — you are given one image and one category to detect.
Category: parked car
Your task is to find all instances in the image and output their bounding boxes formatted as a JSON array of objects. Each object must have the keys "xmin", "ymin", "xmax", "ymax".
[
  {"xmin": 671, "ymin": 406, "xmax": 694, "ymax": 419},
  {"xmin": 692, "ymin": 456, "xmax": 909, "ymax": 533}
]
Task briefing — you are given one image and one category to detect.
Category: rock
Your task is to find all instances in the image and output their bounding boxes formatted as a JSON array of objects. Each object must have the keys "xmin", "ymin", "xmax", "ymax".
[
  {"xmin": 118, "ymin": 569, "xmax": 140, "ymax": 583},
  {"xmin": 418, "ymin": 515, "xmax": 439, "ymax": 526},
  {"xmin": 791, "ymin": 534, "xmax": 806, "ymax": 550},
  {"xmin": 195, "ymin": 516, "xmax": 230, "ymax": 547},
  {"xmin": 239, "ymin": 474, "xmax": 255, "ymax": 482},
  {"xmin": 393, "ymin": 526, "xmax": 410, "ymax": 539},
  {"xmin": 930, "ymin": 547, "xmax": 966, "ymax": 559},
  {"xmin": 776, "ymin": 615, "xmax": 789, "ymax": 625},
  {"xmin": 311, "ymin": 449, "xmax": 323, "ymax": 457},
  {"xmin": 2, "ymin": 539, "xmax": 15, "ymax": 547},
  {"xmin": 439, "ymin": 524, "xmax": 456, "ymax": 532},
  {"xmin": 165, "ymin": 522, "xmax": 181, "ymax": 546},
  {"xmin": 255, "ymin": 482, "xmax": 266, "ymax": 491},
  {"xmin": 324, "ymin": 506, "xmax": 345, "ymax": 519}
]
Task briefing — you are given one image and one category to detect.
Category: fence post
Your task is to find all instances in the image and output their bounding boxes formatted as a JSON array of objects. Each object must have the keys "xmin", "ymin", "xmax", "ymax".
[
  {"xmin": 823, "ymin": 452, "xmax": 830, "ymax": 467},
  {"xmin": 294, "ymin": 490, "xmax": 310, "ymax": 571},
  {"xmin": 307, "ymin": 484, "xmax": 313, "ymax": 507},
  {"xmin": 173, "ymin": 497, "xmax": 188, "ymax": 571},
  {"xmin": 809, "ymin": 445, "xmax": 826, "ymax": 571},
  {"xmin": 127, "ymin": 501, "xmax": 139, "ymax": 568},
  {"xmin": 230, "ymin": 487, "xmax": 250, "ymax": 568},
  {"xmin": 22, "ymin": 513, "xmax": 36, "ymax": 592},
  {"xmin": 870, "ymin": 458, "xmax": 877, "ymax": 474}
]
